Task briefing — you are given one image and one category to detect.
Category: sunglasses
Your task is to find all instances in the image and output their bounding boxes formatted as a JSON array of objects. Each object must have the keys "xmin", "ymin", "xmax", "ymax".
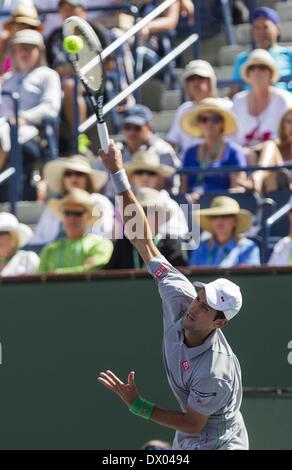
[
  {"xmin": 133, "ymin": 170, "xmax": 158, "ymax": 177},
  {"xmin": 123, "ymin": 124, "xmax": 142, "ymax": 131},
  {"xmin": 64, "ymin": 171, "xmax": 86, "ymax": 178},
  {"xmin": 198, "ymin": 114, "xmax": 223, "ymax": 124},
  {"xmin": 248, "ymin": 64, "xmax": 270, "ymax": 72},
  {"xmin": 0, "ymin": 231, "xmax": 10, "ymax": 236},
  {"xmin": 62, "ymin": 210, "xmax": 87, "ymax": 218},
  {"xmin": 207, "ymin": 215, "xmax": 235, "ymax": 220}
]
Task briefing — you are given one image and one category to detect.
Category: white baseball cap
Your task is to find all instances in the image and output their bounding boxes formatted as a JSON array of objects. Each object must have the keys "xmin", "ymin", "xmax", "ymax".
[{"xmin": 193, "ymin": 278, "xmax": 242, "ymax": 320}]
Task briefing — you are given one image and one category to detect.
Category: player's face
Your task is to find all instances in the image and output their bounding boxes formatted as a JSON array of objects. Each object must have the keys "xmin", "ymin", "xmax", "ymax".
[{"xmin": 182, "ymin": 289, "xmax": 218, "ymax": 333}]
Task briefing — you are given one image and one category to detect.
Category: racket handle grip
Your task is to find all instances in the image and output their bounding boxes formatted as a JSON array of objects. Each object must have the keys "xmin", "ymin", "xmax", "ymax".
[{"xmin": 97, "ymin": 122, "xmax": 110, "ymax": 153}]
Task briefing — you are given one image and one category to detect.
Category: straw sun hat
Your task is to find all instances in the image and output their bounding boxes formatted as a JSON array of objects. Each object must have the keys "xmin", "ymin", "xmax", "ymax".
[
  {"xmin": 193, "ymin": 196, "xmax": 253, "ymax": 234},
  {"xmin": 241, "ymin": 48, "xmax": 279, "ymax": 84},
  {"xmin": 48, "ymin": 188, "xmax": 101, "ymax": 224},
  {"xmin": 124, "ymin": 149, "xmax": 175, "ymax": 178},
  {"xmin": 4, "ymin": 6, "xmax": 43, "ymax": 31},
  {"xmin": 181, "ymin": 97, "xmax": 238, "ymax": 138},
  {"xmin": 43, "ymin": 155, "xmax": 108, "ymax": 194},
  {"xmin": 0, "ymin": 212, "xmax": 33, "ymax": 248}
]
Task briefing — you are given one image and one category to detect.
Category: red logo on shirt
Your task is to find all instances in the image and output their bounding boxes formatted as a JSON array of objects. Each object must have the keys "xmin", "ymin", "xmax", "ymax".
[
  {"xmin": 182, "ymin": 360, "xmax": 190, "ymax": 371},
  {"xmin": 154, "ymin": 264, "xmax": 168, "ymax": 279}
]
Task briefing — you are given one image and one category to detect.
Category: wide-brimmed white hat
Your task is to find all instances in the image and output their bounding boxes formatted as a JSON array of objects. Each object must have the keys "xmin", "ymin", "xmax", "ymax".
[
  {"xmin": 124, "ymin": 149, "xmax": 175, "ymax": 178},
  {"xmin": 48, "ymin": 188, "xmax": 101, "ymax": 224},
  {"xmin": 183, "ymin": 59, "xmax": 217, "ymax": 96},
  {"xmin": 241, "ymin": 48, "xmax": 279, "ymax": 84},
  {"xmin": 193, "ymin": 278, "xmax": 242, "ymax": 320},
  {"xmin": 0, "ymin": 212, "xmax": 33, "ymax": 248},
  {"xmin": 193, "ymin": 196, "xmax": 252, "ymax": 234},
  {"xmin": 181, "ymin": 97, "xmax": 238, "ymax": 137},
  {"xmin": 43, "ymin": 155, "xmax": 108, "ymax": 194}
]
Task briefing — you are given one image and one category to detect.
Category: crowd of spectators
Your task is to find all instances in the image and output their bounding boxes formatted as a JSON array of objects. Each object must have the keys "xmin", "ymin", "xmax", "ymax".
[{"xmin": 1, "ymin": 2, "xmax": 292, "ymax": 278}]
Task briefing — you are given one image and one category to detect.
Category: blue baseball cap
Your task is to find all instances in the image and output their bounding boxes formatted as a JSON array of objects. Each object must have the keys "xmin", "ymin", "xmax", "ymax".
[
  {"xmin": 252, "ymin": 7, "xmax": 281, "ymax": 27},
  {"xmin": 123, "ymin": 105, "xmax": 153, "ymax": 126}
]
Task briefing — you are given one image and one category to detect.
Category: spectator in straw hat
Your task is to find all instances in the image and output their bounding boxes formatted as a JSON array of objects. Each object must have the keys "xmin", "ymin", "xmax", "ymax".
[
  {"xmin": 0, "ymin": 3, "xmax": 43, "ymax": 74},
  {"xmin": 107, "ymin": 187, "xmax": 187, "ymax": 269},
  {"xmin": 189, "ymin": 196, "xmax": 260, "ymax": 267},
  {"xmin": 38, "ymin": 188, "xmax": 113, "ymax": 273},
  {"xmin": 31, "ymin": 155, "xmax": 113, "ymax": 245},
  {"xmin": 166, "ymin": 60, "xmax": 218, "ymax": 157},
  {"xmin": 0, "ymin": 212, "xmax": 39, "ymax": 276},
  {"xmin": 180, "ymin": 98, "xmax": 247, "ymax": 202},
  {"xmin": 124, "ymin": 149, "xmax": 189, "ymax": 239}
]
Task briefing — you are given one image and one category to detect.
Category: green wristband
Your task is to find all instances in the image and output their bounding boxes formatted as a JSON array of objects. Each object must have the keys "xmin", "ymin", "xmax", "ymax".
[{"xmin": 129, "ymin": 396, "xmax": 155, "ymax": 420}]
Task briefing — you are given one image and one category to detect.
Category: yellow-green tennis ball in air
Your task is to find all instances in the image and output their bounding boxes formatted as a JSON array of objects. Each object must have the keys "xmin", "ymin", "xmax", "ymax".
[{"xmin": 63, "ymin": 35, "xmax": 84, "ymax": 54}]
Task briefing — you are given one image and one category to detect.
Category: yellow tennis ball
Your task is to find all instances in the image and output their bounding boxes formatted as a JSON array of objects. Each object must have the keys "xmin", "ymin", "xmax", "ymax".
[{"xmin": 63, "ymin": 35, "xmax": 84, "ymax": 54}]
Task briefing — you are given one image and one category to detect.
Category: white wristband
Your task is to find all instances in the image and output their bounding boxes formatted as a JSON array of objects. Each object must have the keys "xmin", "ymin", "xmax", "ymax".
[{"xmin": 111, "ymin": 169, "xmax": 131, "ymax": 194}]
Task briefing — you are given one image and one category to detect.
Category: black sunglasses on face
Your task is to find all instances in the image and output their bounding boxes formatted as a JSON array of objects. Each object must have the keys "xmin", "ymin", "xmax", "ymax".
[
  {"xmin": 64, "ymin": 171, "xmax": 86, "ymax": 178},
  {"xmin": 198, "ymin": 114, "xmax": 223, "ymax": 124},
  {"xmin": 207, "ymin": 214, "xmax": 235, "ymax": 220},
  {"xmin": 62, "ymin": 210, "xmax": 87, "ymax": 218},
  {"xmin": 133, "ymin": 169, "xmax": 158, "ymax": 177}
]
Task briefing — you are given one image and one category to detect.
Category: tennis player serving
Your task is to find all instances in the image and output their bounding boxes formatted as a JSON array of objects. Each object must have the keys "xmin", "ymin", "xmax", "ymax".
[{"xmin": 98, "ymin": 140, "xmax": 249, "ymax": 450}]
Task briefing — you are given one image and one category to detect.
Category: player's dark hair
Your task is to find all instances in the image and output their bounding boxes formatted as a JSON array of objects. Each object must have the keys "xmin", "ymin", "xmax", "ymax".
[{"xmin": 215, "ymin": 310, "xmax": 226, "ymax": 320}]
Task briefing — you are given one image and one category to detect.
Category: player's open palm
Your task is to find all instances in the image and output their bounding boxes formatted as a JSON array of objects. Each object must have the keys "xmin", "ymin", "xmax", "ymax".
[{"xmin": 97, "ymin": 370, "xmax": 139, "ymax": 407}]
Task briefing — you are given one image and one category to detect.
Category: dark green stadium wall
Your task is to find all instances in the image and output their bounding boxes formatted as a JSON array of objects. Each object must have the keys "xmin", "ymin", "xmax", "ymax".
[{"xmin": 0, "ymin": 269, "xmax": 291, "ymax": 449}]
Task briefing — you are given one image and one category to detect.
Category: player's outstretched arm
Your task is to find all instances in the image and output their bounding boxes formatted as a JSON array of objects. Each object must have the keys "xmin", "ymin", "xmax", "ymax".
[
  {"xmin": 98, "ymin": 370, "xmax": 208, "ymax": 435},
  {"xmin": 99, "ymin": 140, "xmax": 160, "ymax": 264}
]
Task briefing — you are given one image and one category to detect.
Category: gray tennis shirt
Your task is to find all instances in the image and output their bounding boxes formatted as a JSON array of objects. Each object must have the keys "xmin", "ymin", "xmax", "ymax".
[{"xmin": 147, "ymin": 255, "xmax": 249, "ymax": 450}]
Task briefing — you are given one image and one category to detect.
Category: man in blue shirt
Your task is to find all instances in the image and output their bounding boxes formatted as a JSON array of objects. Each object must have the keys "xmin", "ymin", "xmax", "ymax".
[
  {"xmin": 189, "ymin": 196, "xmax": 261, "ymax": 267},
  {"xmin": 230, "ymin": 6, "xmax": 292, "ymax": 96}
]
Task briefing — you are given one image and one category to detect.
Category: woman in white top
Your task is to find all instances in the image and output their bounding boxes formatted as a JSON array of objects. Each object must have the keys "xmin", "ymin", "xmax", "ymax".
[
  {"xmin": 268, "ymin": 208, "xmax": 292, "ymax": 266},
  {"xmin": 233, "ymin": 49, "xmax": 292, "ymax": 147},
  {"xmin": 166, "ymin": 60, "xmax": 218, "ymax": 158},
  {"xmin": 31, "ymin": 156, "xmax": 114, "ymax": 245},
  {"xmin": 0, "ymin": 29, "xmax": 61, "ymax": 169},
  {"xmin": 0, "ymin": 212, "xmax": 39, "ymax": 276},
  {"xmin": 232, "ymin": 49, "xmax": 292, "ymax": 193}
]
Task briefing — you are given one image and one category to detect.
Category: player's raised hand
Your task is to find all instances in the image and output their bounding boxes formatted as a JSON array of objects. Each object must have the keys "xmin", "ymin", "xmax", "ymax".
[
  {"xmin": 97, "ymin": 370, "xmax": 139, "ymax": 407},
  {"xmin": 99, "ymin": 140, "xmax": 123, "ymax": 174}
]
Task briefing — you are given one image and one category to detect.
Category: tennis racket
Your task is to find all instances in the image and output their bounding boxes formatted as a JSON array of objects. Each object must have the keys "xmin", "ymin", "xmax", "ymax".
[{"xmin": 63, "ymin": 16, "xmax": 110, "ymax": 153}]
